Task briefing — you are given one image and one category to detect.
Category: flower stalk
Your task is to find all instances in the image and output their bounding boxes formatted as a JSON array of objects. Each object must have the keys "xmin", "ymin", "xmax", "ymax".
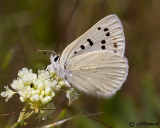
[{"xmin": 17, "ymin": 103, "xmax": 29, "ymax": 122}]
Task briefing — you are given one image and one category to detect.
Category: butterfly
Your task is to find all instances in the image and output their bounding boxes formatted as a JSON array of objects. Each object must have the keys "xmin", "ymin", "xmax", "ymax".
[{"xmin": 49, "ymin": 14, "xmax": 128, "ymax": 98}]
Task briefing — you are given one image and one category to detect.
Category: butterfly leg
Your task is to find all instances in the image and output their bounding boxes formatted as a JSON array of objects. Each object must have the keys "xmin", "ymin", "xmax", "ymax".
[
  {"xmin": 46, "ymin": 64, "xmax": 55, "ymax": 71},
  {"xmin": 65, "ymin": 80, "xmax": 71, "ymax": 87}
]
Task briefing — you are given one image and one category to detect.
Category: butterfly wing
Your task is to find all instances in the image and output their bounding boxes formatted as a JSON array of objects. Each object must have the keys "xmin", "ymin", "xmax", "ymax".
[
  {"xmin": 65, "ymin": 51, "xmax": 128, "ymax": 97},
  {"xmin": 60, "ymin": 14, "xmax": 125, "ymax": 66}
]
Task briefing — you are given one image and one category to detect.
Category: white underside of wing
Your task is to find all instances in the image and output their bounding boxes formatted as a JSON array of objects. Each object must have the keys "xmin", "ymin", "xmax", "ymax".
[
  {"xmin": 60, "ymin": 14, "xmax": 125, "ymax": 66},
  {"xmin": 66, "ymin": 51, "xmax": 128, "ymax": 98}
]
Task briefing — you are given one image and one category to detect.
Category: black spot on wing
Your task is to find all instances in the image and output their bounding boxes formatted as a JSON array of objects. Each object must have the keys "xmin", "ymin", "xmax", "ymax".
[
  {"xmin": 80, "ymin": 45, "xmax": 85, "ymax": 49},
  {"xmin": 106, "ymin": 32, "xmax": 110, "ymax": 37},
  {"xmin": 114, "ymin": 43, "xmax": 118, "ymax": 48},
  {"xmin": 114, "ymin": 50, "xmax": 117, "ymax": 53},
  {"xmin": 104, "ymin": 28, "xmax": 109, "ymax": 31},
  {"xmin": 101, "ymin": 45, "xmax": 105, "ymax": 50},
  {"xmin": 87, "ymin": 39, "xmax": 93, "ymax": 46},
  {"xmin": 101, "ymin": 40, "xmax": 106, "ymax": 44},
  {"xmin": 98, "ymin": 27, "xmax": 101, "ymax": 30},
  {"xmin": 74, "ymin": 51, "xmax": 77, "ymax": 54}
]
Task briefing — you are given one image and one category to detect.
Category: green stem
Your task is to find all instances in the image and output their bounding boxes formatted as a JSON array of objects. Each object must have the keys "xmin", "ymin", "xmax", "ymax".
[
  {"xmin": 56, "ymin": 108, "xmax": 67, "ymax": 121},
  {"xmin": 17, "ymin": 103, "xmax": 28, "ymax": 122},
  {"xmin": 24, "ymin": 111, "xmax": 34, "ymax": 120},
  {"xmin": 11, "ymin": 103, "xmax": 33, "ymax": 128}
]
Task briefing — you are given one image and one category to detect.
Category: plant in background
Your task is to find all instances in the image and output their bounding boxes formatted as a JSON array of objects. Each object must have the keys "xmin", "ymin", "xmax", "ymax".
[{"xmin": 1, "ymin": 67, "xmax": 79, "ymax": 128}]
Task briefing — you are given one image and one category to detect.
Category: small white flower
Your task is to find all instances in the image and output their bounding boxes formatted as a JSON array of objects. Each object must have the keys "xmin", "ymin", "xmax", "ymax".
[
  {"xmin": 20, "ymin": 96, "xmax": 26, "ymax": 102},
  {"xmin": 42, "ymin": 96, "xmax": 52, "ymax": 104},
  {"xmin": 37, "ymin": 83, "xmax": 44, "ymax": 91},
  {"xmin": 55, "ymin": 85, "xmax": 61, "ymax": 91},
  {"xmin": 45, "ymin": 87, "xmax": 51, "ymax": 95},
  {"xmin": 54, "ymin": 80, "xmax": 67, "ymax": 91},
  {"xmin": 66, "ymin": 88, "xmax": 79, "ymax": 105},
  {"xmin": 58, "ymin": 80, "xmax": 65, "ymax": 86},
  {"xmin": 18, "ymin": 86, "xmax": 32, "ymax": 99},
  {"xmin": 11, "ymin": 79, "xmax": 23, "ymax": 90},
  {"xmin": 18, "ymin": 68, "xmax": 37, "ymax": 85},
  {"xmin": 18, "ymin": 68, "xmax": 32, "ymax": 77},
  {"xmin": 32, "ymin": 94, "xmax": 40, "ymax": 102},
  {"xmin": 1, "ymin": 86, "xmax": 16, "ymax": 102},
  {"xmin": 50, "ymin": 91, "xmax": 55, "ymax": 98},
  {"xmin": 38, "ymin": 70, "xmax": 51, "ymax": 80}
]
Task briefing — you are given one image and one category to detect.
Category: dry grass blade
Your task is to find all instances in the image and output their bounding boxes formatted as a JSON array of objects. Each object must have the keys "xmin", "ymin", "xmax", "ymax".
[
  {"xmin": 56, "ymin": 0, "xmax": 80, "ymax": 51},
  {"xmin": 40, "ymin": 112, "xmax": 104, "ymax": 128}
]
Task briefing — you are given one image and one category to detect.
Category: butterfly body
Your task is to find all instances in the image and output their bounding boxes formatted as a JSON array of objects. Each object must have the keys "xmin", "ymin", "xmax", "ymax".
[{"xmin": 50, "ymin": 14, "xmax": 128, "ymax": 98}]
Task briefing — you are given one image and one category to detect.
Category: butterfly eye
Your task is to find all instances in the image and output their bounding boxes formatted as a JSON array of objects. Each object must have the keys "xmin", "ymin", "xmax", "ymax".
[{"xmin": 54, "ymin": 56, "xmax": 59, "ymax": 62}]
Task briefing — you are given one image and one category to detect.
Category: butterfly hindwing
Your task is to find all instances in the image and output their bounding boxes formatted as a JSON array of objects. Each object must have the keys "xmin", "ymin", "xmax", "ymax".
[
  {"xmin": 65, "ymin": 51, "xmax": 128, "ymax": 97},
  {"xmin": 60, "ymin": 14, "xmax": 125, "ymax": 66}
]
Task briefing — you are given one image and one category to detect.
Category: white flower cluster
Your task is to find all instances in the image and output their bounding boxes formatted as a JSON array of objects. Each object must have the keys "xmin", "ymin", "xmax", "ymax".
[{"xmin": 1, "ymin": 68, "xmax": 79, "ymax": 113}]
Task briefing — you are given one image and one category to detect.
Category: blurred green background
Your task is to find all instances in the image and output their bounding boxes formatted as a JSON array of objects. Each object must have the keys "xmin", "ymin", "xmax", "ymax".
[{"xmin": 0, "ymin": 0, "xmax": 160, "ymax": 128}]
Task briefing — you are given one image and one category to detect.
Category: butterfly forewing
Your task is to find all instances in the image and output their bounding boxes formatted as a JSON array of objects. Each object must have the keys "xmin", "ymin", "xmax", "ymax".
[
  {"xmin": 66, "ymin": 51, "xmax": 128, "ymax": 97},
  {"xmin": 60, "ymin": 14, "xmax": 125, "ymax": 66}
]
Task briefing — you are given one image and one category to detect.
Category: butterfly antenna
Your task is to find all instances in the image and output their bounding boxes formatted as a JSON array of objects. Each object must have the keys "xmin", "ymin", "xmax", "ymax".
[{"xmin": 33, "ymin": 49, "xmax": 55, "ymax": 55}]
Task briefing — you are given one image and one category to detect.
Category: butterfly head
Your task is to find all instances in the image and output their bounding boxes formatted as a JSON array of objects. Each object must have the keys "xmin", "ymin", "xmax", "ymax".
[{"xmin": 50, "ymin": 53, "xmax": 60, "ymax": 70}]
